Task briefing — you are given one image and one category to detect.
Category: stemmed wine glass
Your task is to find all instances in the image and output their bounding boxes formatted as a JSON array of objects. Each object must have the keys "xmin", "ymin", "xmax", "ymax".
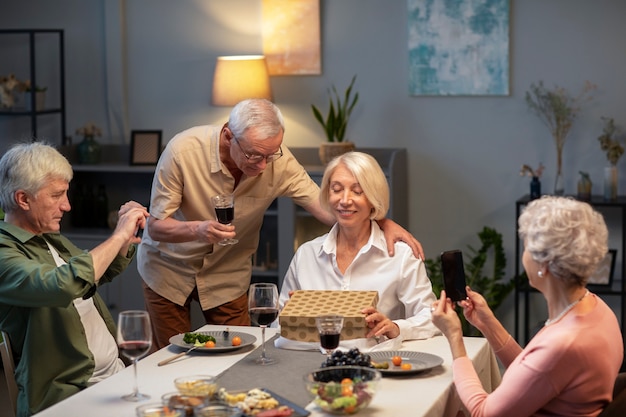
[
  {"xmin": 211, "ymin": 193, "xmax": 238, "ymax": 246},
  {"xmin": 316, "ymin": 314, "xmax": 344, "ymax": 358},
  {"xmin": 248, "ymin": 283, "xmax": 279, "ymax": 365},
  {"xmin": 117, "ymin": 310, "xmax": 152, "ymax": 401}
]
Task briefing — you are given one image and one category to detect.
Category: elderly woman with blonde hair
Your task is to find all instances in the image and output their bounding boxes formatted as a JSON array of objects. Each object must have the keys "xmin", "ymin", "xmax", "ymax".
[
  {"xmin": 277, "ymin": 151, "xmax": 439, "ymax": 351},
  {"xmin": 432, "ymin": 196, "xmax": 623, "ymax": 416}
]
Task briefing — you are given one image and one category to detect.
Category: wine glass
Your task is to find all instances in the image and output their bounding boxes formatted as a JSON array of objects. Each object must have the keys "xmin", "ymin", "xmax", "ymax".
[
  {"xmin": 211, "ymin": 194, "xmax": 238, "ymax": 246},
  {"xmin": 248, "ymin": 283, "xmax": 279, "ymax": 365},
  {"xmin": 117, "ymin": 310, "xmax": 152, "ymax": 401},
  {"xmin": 316, "ymin": 314, "xmax": 344, "ymax": 358}
]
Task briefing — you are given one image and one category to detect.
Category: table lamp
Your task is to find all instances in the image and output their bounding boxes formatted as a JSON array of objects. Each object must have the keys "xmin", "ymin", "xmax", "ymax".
[{"xmin": 211, "ymin": 55, "xmax": 273, "ymax": 106}]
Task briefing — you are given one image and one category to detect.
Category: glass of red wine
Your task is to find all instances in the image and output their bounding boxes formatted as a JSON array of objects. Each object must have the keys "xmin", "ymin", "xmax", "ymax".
[
  {"xmin": 248, "ymin": 283, "xmax": 279, "ymax": 365},
  {"xmin": 316, "ymin": 314, "xmax": 344, "ymax": 358},
  {"xmin": 211, "ymin": 194, "xmax": 238, "ymax": 246},
  {"xmin": 117, "ymin": 310, "xmax": 152, "ymax": 401}
]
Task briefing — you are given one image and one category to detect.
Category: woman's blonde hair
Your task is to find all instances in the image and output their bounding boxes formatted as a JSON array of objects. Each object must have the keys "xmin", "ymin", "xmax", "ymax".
[{"xmin": 319, "ymin": 151, "xmax": 389, "ymax": 220}]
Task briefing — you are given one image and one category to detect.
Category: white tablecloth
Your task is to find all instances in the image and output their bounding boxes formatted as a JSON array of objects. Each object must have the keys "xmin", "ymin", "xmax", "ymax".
[{"xmin": 32, "ymin": 325, "xmax": 501, "ymax": 417}]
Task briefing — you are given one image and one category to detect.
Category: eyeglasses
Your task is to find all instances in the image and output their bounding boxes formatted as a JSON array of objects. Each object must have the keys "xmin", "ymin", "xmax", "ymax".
[{"xmin": 233, "ymin": 136, "xmax": 283, "ymax": 164}]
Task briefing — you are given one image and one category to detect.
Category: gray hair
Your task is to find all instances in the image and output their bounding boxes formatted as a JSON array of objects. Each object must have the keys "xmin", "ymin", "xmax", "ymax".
[
  {"xmin": 0, "ymin": 142, "xmax": 73, "ymax": 213},
  {"xmin": 228, "ymin": 99, "xmax": 285, "ymax": 141},
  {"xmin": 518, "ymin": 196, "xmax": 608, "ymax": 286},
  {"xmin": 319, "ymin": 151, "xmax": 389, "ymax": 220}
]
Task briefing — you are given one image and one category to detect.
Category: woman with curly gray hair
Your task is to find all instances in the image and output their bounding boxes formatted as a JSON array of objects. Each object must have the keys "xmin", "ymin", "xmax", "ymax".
[{"xmin": 431, "ymin": 196, "xmax": 623, "ymax": 416}]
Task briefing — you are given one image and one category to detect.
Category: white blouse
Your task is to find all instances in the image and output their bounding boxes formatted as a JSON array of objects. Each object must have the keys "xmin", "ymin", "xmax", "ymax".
[{"xmin": 278, "ymin": 221, "xmax": 440, "ymax": 348}]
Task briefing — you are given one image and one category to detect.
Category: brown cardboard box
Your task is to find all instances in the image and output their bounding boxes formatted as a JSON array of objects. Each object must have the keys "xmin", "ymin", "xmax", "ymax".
[{"xmin": 279, "ymin": 290, "xmax": 379, "ymax": 342}]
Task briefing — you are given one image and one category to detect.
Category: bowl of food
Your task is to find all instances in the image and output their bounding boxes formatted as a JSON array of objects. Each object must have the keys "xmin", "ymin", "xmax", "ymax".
[
  {"xmin": 135, "ymin": 402, "xmax": 183, "ymax": 417},
  {"xmin": 174, "ymin": 375, "xmax": 218, "ymax": 398},
  {"xmin": 304, "ymin": 365, "xmax": 381, "ymax": 415},
  {"xmin": 195, "ymin": 402, "xmax": 242, "ymax": 417},
  {"xmin": 161, "ymin": 391, "xmax": 210, "ymax": 417}
]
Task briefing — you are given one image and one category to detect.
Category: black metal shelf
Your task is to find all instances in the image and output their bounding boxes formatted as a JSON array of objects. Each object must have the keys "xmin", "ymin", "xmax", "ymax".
[
  {"xmin": 514, "ymin": 194, "xmax": 626, "ymax": 347},
  {"xmin": 0, "ymin": 29, "xmax": 66, "ymax": 142}
]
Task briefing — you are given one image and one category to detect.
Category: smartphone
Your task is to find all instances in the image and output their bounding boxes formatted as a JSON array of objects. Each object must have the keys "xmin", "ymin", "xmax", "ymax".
[{"xmin": 440, "ymin": 250, "xmax": 468, "ymax": 302}]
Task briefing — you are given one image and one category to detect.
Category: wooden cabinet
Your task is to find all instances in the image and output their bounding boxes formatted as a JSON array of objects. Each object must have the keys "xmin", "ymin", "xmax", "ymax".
[
  {"xmin": 514, "ymin": 195, "xmax": 626, "ymax": 347},
  {"xmin": 0, "ymin": 29, "xmax": 66, "ymax": 144}
]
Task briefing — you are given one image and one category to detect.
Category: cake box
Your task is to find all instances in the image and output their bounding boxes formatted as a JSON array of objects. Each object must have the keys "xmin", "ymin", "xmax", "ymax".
[{"xmin": 279, "ymin": 290, "xmax": 379, "ymax": 342}]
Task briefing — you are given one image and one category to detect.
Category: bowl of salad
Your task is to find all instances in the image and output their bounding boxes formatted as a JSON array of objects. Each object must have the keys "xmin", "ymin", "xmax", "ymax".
[{"xmin": 304, "ymin": 366, "xmax": 381, "ymax": 414}]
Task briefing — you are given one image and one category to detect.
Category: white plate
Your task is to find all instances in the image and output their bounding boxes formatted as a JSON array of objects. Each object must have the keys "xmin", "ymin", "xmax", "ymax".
[
  {"xmin": 169, "ymin": 330, "xmax": 257, "ymax": 353},
  {"xmin": 368, "ymin": 350, "xmax": 443, "ymax": 375}
]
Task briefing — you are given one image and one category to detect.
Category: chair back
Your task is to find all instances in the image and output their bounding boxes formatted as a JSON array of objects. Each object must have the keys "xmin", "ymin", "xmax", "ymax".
[
  {"xmin": 1, "ymin": 330, "xmax": 18, "ymax": 417},
  {"xmin": 598, "ymin": 372, "xmax": 626, "ymax": 417}
]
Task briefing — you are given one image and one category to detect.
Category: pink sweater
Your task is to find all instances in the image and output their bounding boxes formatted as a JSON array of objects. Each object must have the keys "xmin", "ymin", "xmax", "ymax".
[{"xmin": 454, "ymin": 294, "xmax": 623, "ymax": 417}]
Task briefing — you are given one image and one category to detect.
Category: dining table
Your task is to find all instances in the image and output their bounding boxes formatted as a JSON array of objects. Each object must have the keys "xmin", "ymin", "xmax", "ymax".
[{"xmin": 32, "ymin": 325, "xmax": 501, "ymax": 417}]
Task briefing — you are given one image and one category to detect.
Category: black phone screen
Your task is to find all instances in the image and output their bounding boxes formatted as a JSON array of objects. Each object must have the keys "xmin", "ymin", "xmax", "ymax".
[{"xmin": 440, "ymin": 250, "xmax": 468, "ymax": 302}]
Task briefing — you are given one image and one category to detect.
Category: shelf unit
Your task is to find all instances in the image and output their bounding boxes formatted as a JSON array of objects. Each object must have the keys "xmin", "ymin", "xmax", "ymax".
[
  {"xmin": 514, "ymin": 194, "xmax": 626, "ymax": 348},
  {"xmin": 0, "ymin": 29, "xmax": 66, "ymax": 143}
]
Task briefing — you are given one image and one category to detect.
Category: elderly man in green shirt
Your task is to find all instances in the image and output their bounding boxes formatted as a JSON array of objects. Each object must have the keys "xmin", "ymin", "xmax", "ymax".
[{"xmin": 0, "ymin": 142, "xmax": 149, "ymax": 417}]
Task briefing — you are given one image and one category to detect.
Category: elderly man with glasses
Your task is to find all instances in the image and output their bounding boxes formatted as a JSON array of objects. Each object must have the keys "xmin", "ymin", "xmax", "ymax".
[{"xmin": 137, "ymin": 98, "xmax": 424, "ymax": 350}]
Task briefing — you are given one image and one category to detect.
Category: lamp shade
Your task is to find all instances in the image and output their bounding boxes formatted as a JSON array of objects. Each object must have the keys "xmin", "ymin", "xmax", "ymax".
[{"xmin": 211, "ymin": 55, "xmax": 273, "ymax": 106}]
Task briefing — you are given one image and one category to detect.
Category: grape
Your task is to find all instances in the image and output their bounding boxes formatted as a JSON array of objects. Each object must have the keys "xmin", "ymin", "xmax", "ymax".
[{"xmin": 320, "ymin": 348, "xmax": 374, "ymax": 370}]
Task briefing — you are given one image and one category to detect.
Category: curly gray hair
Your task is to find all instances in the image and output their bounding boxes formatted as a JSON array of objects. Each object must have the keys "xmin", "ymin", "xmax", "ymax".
[{"xmin": 518, "ymin": 196, "xmax": 608, "ymax": 286}]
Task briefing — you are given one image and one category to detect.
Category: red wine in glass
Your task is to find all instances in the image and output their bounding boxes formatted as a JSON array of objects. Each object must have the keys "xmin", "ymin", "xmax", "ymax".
[
  {"xmin": 248, "ymin": 283, "xmax": 279, "ymax": 365},
  {"xmin": 316, "ymin": 314, "xmax": 344, "ymax": 358},
  {"xmin": 249, "ymin": 307, "xmax": 279, "ymax": 326},
  {"xmin": 117, "ymin": 310, "xmax": 152, "ymax": 402},
  {"xmin": 118, "ymin": 341, "xmax": 151, "ymax": 360},
  {"xmin": 320, "ymin": 333, "xmax": 341, "ymax": 351},
  {"xmin": 211, "ymin": 194, "xmax": 238, "ymax": 245},
  {"xmin": 215, "ymin": 206, "xmax": 234, "ymax": 224}
]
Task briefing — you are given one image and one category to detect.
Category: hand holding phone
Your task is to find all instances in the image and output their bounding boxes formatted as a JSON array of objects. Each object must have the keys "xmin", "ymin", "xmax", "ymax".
[{"xmin": 440, "ymin": 250, "xmax": 468, "ymax": 302}]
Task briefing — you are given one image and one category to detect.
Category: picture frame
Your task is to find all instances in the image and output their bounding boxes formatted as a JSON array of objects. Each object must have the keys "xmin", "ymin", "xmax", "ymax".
[
  {"xmin": 130, "ymin": 130, "xmax": 162, "ymax": 165},
  {"xmin": 587, "ymin": 249, "xmax": 617, "ymax": 287}
]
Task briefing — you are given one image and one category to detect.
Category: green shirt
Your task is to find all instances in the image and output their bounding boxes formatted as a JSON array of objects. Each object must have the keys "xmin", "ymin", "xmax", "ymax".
[{"xmin": 0, "ymin": 221, "xmax": 135, "ymax": 416}]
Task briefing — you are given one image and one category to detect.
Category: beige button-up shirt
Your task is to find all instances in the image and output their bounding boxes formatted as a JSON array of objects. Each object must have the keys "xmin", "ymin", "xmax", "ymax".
[{"xmin": 137, "ymin": 125, "xmax": 319, "ymax": 310}]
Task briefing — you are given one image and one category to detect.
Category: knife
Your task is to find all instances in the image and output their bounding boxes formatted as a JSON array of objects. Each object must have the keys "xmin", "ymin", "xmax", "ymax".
[{"xmin": 157, "ymin": 345, "xmax": 199, "ymax": 366}]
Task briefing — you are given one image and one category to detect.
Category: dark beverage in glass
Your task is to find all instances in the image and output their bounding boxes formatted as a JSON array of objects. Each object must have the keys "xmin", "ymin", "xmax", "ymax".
[
  {"xmin": 211, "ymin": 194, "xmax": 238, "ymax": 245},
  {"xmin": 320, "ymin": 332, "xmax": 341, "ymax": 350},
  {"xmin": 118, "ymin": 341, "xmax": 151, "ymax": 360},
  {"xmin": 215, "ymin": 206, "xmax": 234, "ymax": 224},
  {"xmin": 248, "ymin": 283, "xmax": 279, "ymax": 365},
  {"xmin": 249, "ymin": 307, "xmax": 279, "ymax": 326}
]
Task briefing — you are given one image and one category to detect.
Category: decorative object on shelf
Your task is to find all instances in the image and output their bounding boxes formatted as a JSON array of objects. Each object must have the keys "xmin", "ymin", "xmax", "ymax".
[
  {"xmin": 577, "ymin": 171, "xmax": 592, "ymax": 202},
  {"xmin": 604, "ymin": 166, "xmax": 618, "ymax": 201},
  {"xmin": 76, "ymin": 122, "xmax": 103, "ymax": 164},
  {"xmin": 312, "ymin": 75, "xmax": 359, "ymax": 164},
  {"xmin": 525, "ymin": 80, "xmax": 596, "ymax": 195},
  {"xmin": 598, "ymin": 117, "xmax": 624, "ymax": 201},
  {"xmin": 24, "ymin": 84, "xmax": 47, "ymax": 111},
  {"xmin": 130, "ymin": 130, "xmax": 162, "ymax": 165},
  {"xmin": 0, "ymin": 74, "xmax": 29, "ymax": 109},
  {"xmin": 520, "ymin": 163, "xmax": 544, "ymax": 200}
]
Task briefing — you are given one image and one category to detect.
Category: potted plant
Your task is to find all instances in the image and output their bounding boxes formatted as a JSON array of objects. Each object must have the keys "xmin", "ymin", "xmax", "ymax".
[
  {"xmin": 75, "ymin": 122, "xmax": 103, "ymax": 164},
  {"xmin": 598, "ymin": 116, "xmax": 624, "ymax": 200},
  {"xmin": 312, "ymin": 75, "xmax": 359, "ymax": 164},
  {"xmin": 525, "ymin": 80, "xmax": 595, "ymax": 195},
  {"xmin": 24, "ymin": 81, "xmax": 48, "ymax": 111}
]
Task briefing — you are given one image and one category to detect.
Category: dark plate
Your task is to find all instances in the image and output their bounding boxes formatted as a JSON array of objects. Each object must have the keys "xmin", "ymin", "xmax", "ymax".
[
  {"xmin": 369, "ymin": 350, "xmax": 443, "ymax": 375},
  {"xmin": 169, "ymin": 330, "xmax": 257, "ymax": 353},
  {"xmin": 220, "ymin": 388, "xmax": 310, "ymax": 417}
]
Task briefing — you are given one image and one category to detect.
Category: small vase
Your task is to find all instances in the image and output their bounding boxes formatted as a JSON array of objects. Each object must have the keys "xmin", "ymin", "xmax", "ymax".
[
  {"xmin": 530, "ymin": 177, "xmax": 541, "ymax": 200},
  {"xmin": 577, "ymin": 174, "xmax": 592, "ymax": 201},
  {"xmin": 604, "ymin": 165, "xmax": 618, "ymax": 201},
  {"xmin": 77, "ymin": 136, "xmax": 101, "ymax": 164},
  {"xmin": 554, "ymin": 171, "xmax": 564, "ymax": 196}
]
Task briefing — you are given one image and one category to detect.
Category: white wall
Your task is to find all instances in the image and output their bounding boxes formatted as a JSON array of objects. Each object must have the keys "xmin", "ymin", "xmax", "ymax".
[{"xmin": 2, "ymin": 0, "xmax": 626, "ymax": 333}]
